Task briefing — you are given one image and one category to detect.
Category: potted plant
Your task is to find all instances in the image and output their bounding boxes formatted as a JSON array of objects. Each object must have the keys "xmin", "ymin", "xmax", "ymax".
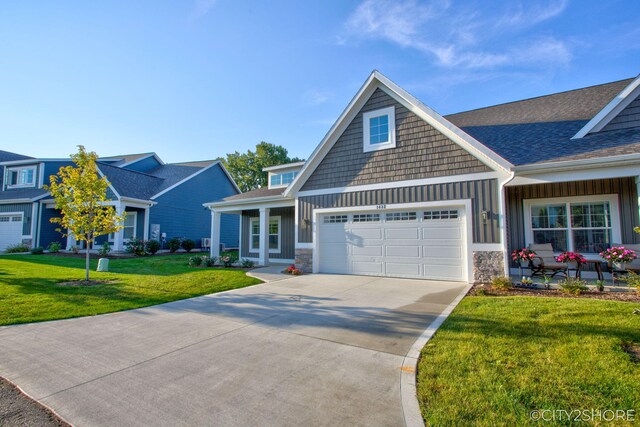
[
  {"xmin": 556, "ymin": 251, "xmax": 587, "ymax": 270},
  {"xmin": 542, "ymin": 275, "xmax": 552, "ymax": 289},
  {"xmin": 520, "ymin": 277, "xmax": 533, "ymax": 288},
  {"xmin": 594, "ymin": 279, "xmax": 606, "ymax": 292},
  {"xmin": 599, "ymin": 246, "xmax": 637, "ymax": 270},
  {"xmin": 511, "ymin": 248, "xmax": 536, "ymax": 277}
]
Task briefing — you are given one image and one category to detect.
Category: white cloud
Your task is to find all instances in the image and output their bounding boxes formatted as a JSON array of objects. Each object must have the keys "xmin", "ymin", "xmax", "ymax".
[
  {"xmin": 302, "ymin": 89, "xmax": 332, "ymax": 105},
  {"xmin": 342, "ymin": 0, "xmax": 572, "ymax": 70},
  {"xmin": 193, "ymin": 0, "xmax": 218, "ymax": 17}
]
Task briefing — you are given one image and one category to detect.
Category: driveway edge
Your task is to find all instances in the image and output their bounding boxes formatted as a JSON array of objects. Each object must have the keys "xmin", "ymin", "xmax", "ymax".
[{"xmin": 400, "ymin": 283, "xmax": 473, "ymax": 427}]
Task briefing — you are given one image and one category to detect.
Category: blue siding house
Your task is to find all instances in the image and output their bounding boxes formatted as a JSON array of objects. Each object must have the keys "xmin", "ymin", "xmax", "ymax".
[{"xmin": 0, "ymin": 150, "xmax": 240, "ymax": 252}]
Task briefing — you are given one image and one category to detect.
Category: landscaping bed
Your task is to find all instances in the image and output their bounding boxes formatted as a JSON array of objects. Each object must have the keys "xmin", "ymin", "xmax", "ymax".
[
  {"xmin": 417, "ymin": 295, "xmax": 640, "ymax": 426},
  {"xmin": 471, "ymin": 283, "xmax": 640, "ymax": 302},
  {"xmin": 0, "ymin": 377, "xmax": 69, "ymax": 427}
]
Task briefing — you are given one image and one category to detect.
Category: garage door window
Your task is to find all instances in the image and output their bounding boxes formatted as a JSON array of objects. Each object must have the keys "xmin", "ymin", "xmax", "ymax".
[
  {"xmin": 353, "ymin": 213, "xmax": 380, "ymax": 222},
  {"xmin": 424, "ymin": 210, "xmax": 459, "ymax": 220},
  {"xmin": 324, "ymin": 215, "xmax": 348, "ymax": 224},
  {"xmin": 385, "ymin": 212, "xmax": 417, "ymax": 221}
]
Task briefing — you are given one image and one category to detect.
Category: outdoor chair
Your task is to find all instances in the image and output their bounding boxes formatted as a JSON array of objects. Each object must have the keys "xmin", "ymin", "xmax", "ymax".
[
  {"xmin": 528, "ymin": 243, "xmax": 568, "ymax": 278},
  {"xmin": 622, "ymin": 244, "xmax": 640, "ymax": 272}
]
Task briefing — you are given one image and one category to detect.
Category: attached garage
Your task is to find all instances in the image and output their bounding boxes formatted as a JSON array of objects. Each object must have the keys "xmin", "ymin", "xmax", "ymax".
[
  {"xmin": 0, "ymin": 213, "xmax": 24, "ymax": 251},
  {"xmin": 317, "ymin": 206, "xmax": 469, "ymax": 282}
]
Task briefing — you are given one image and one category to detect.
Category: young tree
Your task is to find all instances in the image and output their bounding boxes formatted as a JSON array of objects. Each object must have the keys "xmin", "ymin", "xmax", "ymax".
[
  {"xmin": 221, "ymin": 141, "xmax": 303, "ymax": 192},
  {"xmin": 46, "ymin": 146, "xmax": 125, "ymax": 282}
]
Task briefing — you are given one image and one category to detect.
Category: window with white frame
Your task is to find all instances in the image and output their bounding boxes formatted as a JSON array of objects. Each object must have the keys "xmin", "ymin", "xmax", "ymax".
[
  {"xmin": 123, "ymin": 212, "xmax": 137, "ymax": 240},
  {"xmin": 525, "ymin": 196, "xmax": 620, "ymax": 254},
  {"xmin": 270, "ymin": 171, "xmax": 298, "ymax": 188},
  {"xmin": 323, "ymin": 215, "xmax": 348, "ymax": 223},
  {"xmin": 385, "ymin": 211, "xmax": 417, "ymax": 221},
  {"xmin": 6, "ymin": 166, "xmax": 36, "ymax": 188},
  {"xmin": 249, "ymin": 217, "xmax": 281, "ymax": 253},
  {"xmin": 363, "ymin": 106, "xmax": 396, "ymax": 152}
]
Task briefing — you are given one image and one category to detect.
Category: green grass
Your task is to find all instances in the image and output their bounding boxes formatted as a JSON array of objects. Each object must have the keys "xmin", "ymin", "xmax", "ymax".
[
  {"xmin": 417, "ymin": 296, "xmax": 640, "ymax": 426},
  {"xmin": 0, "ymin": 254, "xmax": 261, "ymax": 326}
]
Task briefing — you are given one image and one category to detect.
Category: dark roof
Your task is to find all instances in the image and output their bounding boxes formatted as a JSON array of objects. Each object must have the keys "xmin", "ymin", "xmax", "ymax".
[
  {"xmin": 97, "ymin": 163, "xmax": 164, "ymax": 200},
  {"xmin": 98, "ymin": 153, "xmax": 155, "ymax": 166},
  {"xmin": 147, "ymin": 164, "xmax": 209, "ymax": 194},
  {"xmin": 0, "ymin": 188, "xmax": 47, "ymax": 201},
  {"xmin": 222, "ymin": 187, "xmax": 285, "ymax": 201},
  {"xmin": 446, "ymin": 78, "xmax": 633, "ymax": 127},
  {"xmin": 0, "ymin": 150, "xmax": 33, "ymax": 162}
]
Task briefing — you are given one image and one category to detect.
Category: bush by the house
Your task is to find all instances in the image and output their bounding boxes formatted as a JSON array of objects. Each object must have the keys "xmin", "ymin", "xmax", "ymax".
[
  {"xmin": 5, "ymin": 243, "xmax": 29, "ymax": 253},
  {"xmin": 240, "ymin": 258, "xmax": 255, "ymax": 268},
  {"xmin": 98, "ymin": 242, "xmax": 111, "ymax": 257},
  {"xmin": 622, "ymin": 271, "xmax": 640, "ymax": 295},
  {"xmin": 559, "ymin": 277, "xmax": 589, "ymax": 295},
  {"xmin": 286, "ymin": 264, "xmax": 301, "ymax": 275},
  {"xmin": 145, "ymin": 239, "xmax": 161, "ymax": 255},
  {"xmin": 490, "ymin": 276, "xmax": 513, "ymax": 291},
  {"xmin": 201, "ymin": 255, "xmax": 215, "ymax": 267},
  {"xmin": 70, "ymin": 245, "xmax": 79, "ymax": 254},
  {"xmin": 168, "ymin": 237, "xmax": 181, "ymax": 253},
  {"xmin": 125, "ymin": 238, "xmax": 146, "ymax": 256},
  {"xmin": 188, "ymin": 256, "xmax": 202, "ymax": 267},
  {"xmin": 219, "ymin": 252, "xmax": 238, "ymax": 267},
  {"xmin": 30, "ymin": 246, "xmax": 44, "ymax": 255},
  {"xmin": 47, "ymin": 242, "xmax": 61, "ymax": 253},
  {"xmin": 181, "ymin": 239, "xmax": 196, "ymax": 253}
]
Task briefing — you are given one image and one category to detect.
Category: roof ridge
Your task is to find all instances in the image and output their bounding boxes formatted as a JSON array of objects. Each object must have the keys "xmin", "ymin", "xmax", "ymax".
[
  {"xmin": 97, "ymin": 162, "xmax": 164, "ymax": 180},
  {"xmin": 446, "ymin": 77, "xmax": 634, "ymax": 117}
]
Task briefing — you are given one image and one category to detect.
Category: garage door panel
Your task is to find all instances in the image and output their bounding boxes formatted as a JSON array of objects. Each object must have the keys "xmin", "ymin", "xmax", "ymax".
[
  {"xmin": 320, "ymin": 243, "xmax": 349, "ymax": 257},
  {"xmin": 423, "ymin": 246, "xmax": 463, "ymax": 259},
  {"xmin": 0, "ymin": 215, "xmax": 24, "ymax": 252},
  {"xmin": 352, "ymin": 245, "xmax": 383, "ymax": 257},
  {"xmin": 424, "ymin": 265, "xmax": 465, "ymax": 280},
  {"xmin": 385, "ymin": 263, "xmax": 421, "ymax": 276},
  {"xmin": 422, "ymin": 227, "xmax": 462, "ymax": 239},
  {"xmin": 349, "ymin": 227, "xmax": 383, "ymax": 239},
  {"xmin": 385, "ymin": 245, "xmax": 420, "ymax": 258},
  {"xmin": 385, "ymin": 227, "xmax": 420, "ymax": 239},
  {"xmin": 321, "ymin": 226, "xmax": 348, "ymax": 242},
  {"xmin": 352, "ymin": 261, "xmax": 383, "ymax": 274}
]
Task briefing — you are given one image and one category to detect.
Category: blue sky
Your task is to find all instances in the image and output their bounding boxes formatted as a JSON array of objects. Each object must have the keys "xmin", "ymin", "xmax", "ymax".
[{"xmin": 1, "ymin": 0, "xmax": 639, "ymax": 163}]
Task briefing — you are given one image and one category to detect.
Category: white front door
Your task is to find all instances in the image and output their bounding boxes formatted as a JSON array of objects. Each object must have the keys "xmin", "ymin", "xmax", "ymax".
[
  {"xmin": 0, "ymin": 214, "xmax": 24, "ymax": 251},
  {"xmin": 318, "ymin": 207, "xmax": 467, "ymax": 281}
]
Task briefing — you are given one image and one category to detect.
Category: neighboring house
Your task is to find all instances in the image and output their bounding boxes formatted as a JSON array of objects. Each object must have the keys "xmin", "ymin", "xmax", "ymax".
[
  {"xmin": 0, "ymin": 151, "xmax": 240, "ymax": 252},
  {"xmin": 205, "ymin": 71, "xmax": 640, "ymax": 283}
]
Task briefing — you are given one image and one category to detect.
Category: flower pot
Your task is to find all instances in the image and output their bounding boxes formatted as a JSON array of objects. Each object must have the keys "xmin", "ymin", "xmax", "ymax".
[
  {"xmin": 613, "ymin": 262, "xmax": 628, "ymax": 270},
  {"xmin": 565, "ymin": 261, "xmax": 578, "ymax": 270},
  {"xmin": 519, "ymin": 260, "xmax": 529, "ymax": 268}
]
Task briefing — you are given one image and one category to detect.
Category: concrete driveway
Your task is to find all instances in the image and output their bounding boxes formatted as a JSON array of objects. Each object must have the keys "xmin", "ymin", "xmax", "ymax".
[{"xmin": 0, "ymin": 274, "xmax": 468, "ymax": 427}]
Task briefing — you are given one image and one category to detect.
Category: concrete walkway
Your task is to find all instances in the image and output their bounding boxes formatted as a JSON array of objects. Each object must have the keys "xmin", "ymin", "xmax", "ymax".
[
  {"xmin": 247, "ymin": 263, "xmax": 292, "ymax": 283},
  {"xmin": 0, "ymin": 274, "xmax": 468, "ymax": 427}
]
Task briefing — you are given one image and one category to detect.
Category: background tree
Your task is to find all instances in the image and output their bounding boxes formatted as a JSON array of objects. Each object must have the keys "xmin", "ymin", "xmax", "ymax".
[
  {"xmin": 221, "ymin": 142, "xmax": 303, "ymax": 192},
  {"xmin": 46, "ymin": 146, "xmax": 125, "ymax": 282}
]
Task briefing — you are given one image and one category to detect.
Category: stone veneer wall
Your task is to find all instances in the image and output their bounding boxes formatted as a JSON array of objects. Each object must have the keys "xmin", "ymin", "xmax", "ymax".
[
  {"xmin": 295, "ymin": 248, "xmax": 313, "ymax": 273},
  {"xmin": 473, "ymin": 251, "xmax": 504, "ymax": 284}
]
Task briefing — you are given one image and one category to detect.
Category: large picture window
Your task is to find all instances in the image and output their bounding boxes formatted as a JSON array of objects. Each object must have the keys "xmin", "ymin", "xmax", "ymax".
[{"xmin": 525, "ymin": 195, "xmax": 620, "ymax": 255}]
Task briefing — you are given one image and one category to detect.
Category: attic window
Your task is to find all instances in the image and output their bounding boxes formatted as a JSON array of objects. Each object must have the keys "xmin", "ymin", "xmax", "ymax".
[
  {"xmin": 6, "ymin": 166, "xmax": 36, "ymax": 188},
  {"xmin": 363, "ymin": 106, "xmax": 396, "ymax": 153}
]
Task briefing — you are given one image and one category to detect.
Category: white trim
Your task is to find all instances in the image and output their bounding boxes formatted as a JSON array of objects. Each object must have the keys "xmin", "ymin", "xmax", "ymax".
[
  {"xmin": 312, "ymin": 200, "xmax": 474, "ymax": 283},
  {"xmin": 30, "ymin": 203, "xmax": 38, "ymax": 239},
  {"xmin": 119, "ymin": 153, "xmax": 165, "ymax": 168},
  {"xmin": 0, "ymin": 158, "xmax": 68, "ymax": 166},
  {"xmin": 237, "ymin": 214, "xmax": 243, "ymax": 259},
  {"xmin": 573, "ymin": 75, "xmax": 640, "ymax": 139},
  {"xmin": 498, "ymin": 171, "xmax": 516, "ymax": 275},
  {"xmin": 363, "ymin": 106, "xmax": 396, "ymax": 152},
  {"xmin": 150, "ymin": 161, "xmax": 240, "ymax": 200},
  {"xmin": 96, "ymin": 166, "xmax": 121, "ymax": 200},
  {"xmin": 268, "ymin": 171, "xmax": 298, "ymax": 189},
  {"xmin": 38, "ymin": 163, "xmax": 45, "ymax": 188},
  {"xmin": 523, "ymin": 194, "xmax": 621, "ymax": 258},
  {"xmin": 143, "ymin": 207, "xmax": 150, "ymax": 240},
  {"xmin": 6, "ymin": 165, "xmax": 37, "ymax": 189},
  {"xmin": 297, "ymin": 171, "xmax": 500, "ymax": 198},
  {"xmin": 123, "ymin": 210, "xmax": 137, "ymax": 242},
  {"xmin": 0, "ymin": 212, "xmax": 25, "ymax": 238},
  {"xmin": 204, "ymin": 198, "xmax": 294, "ymax": 212},
  {"xmin": 262, "ymin": 162, "xmax": 306, "ymax": 172},
  {"xmin": 508, "ymin": 163, "xmax": 640, "ymax": 187},
  {"xmin": 284, "ymin": 70, "xmax": 512, "ymax": 198},
  {"xmin": 513, "ymin": 153, "xmax": 640, "ymax": 174},
  {"xmin": 249, "ymin": 215, "xmax": 281, "ymax": 254}
]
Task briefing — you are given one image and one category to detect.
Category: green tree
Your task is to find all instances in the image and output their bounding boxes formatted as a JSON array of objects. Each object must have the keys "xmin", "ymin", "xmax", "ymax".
[
  {"xmin": 46, "ymin": 146, "xmax": 125, "ymax": 282},
  {"xmin": 221, "ymin": 142, "xmax": 303, "ymax": 192}
]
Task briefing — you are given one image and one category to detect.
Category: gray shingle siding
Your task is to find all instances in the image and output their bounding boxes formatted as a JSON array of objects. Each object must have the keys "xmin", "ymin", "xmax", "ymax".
[
  {"xmin": 298, "ymin": 179, "xmax": 500, "ymax": 244},
  {"xmin": 149, "ymin": 163, "xmax": 239, "ymax": 248},
  {"xmin": 240, "ymin": 207, "xmax": 295, "ymax": 259},
  {"xmin": 602, "ymin": 95, "xmax": 640, "ymax": 132},
  {"xmin": 300, "ymin": 88, "xmax": 491, "ymax": 191}
]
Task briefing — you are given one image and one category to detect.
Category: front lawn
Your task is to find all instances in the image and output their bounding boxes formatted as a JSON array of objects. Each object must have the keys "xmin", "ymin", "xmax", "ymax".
[
  {"xmin": 417, "ymin": 296, "xmax": 640, "ymax": 426},
  {"xmin": 0, "ymin": 254, "xmax": 261, "ymax": 326}
]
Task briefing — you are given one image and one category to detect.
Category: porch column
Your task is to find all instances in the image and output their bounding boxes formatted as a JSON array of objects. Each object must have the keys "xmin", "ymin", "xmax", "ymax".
[
  {"xmin": 66, "ymin": 229, "xmax": 76, "ymax": 251},
  {"xmin": 143, "ymin": 206, "xmax": 150, "ymax": 241},
  {"xmin": 636, "ymin": 176, "xmax": 640, "ymax": 225},
  {"xmin": 210, "ymin": 210, "xmax": 221, "ymax": 258},
  {"xmin": 259, "ymin": 207, "xmax": 270, "ymax": 266},
  {"xmin": 113, "ymin": 204, "xmax": 125, "ymax": 252}
]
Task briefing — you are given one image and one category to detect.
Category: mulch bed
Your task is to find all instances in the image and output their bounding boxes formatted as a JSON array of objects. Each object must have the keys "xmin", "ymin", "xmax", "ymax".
[
  {"xmin": 56, "ymin": 280, "xmax": 116, "ymax": 287},
  {"xmin": 471, "ymin": 284, "xmax": 640, "ymax": 302},
  {"xmin": 0, "ymin": 377, "xmax": 70, "ymax": 427}
]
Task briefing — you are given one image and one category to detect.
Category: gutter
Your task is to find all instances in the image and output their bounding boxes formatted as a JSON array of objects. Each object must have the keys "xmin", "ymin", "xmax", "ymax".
[
  {"xmin": 514, "ymin": 153, "xmax": 640, "ymax": 174},
  {"xmin": 203, "ymin": 194, "xmax": 292, "ymax": 209}
]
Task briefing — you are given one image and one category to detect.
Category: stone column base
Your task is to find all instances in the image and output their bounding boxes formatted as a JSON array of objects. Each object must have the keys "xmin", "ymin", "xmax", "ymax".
[
  {"xmin": 473, "ymin": 251, "xmax": 504, "ymax": 284},
  {"xmin": 295, "ymin": 248, "xmax": 313, "ymax": 273}
]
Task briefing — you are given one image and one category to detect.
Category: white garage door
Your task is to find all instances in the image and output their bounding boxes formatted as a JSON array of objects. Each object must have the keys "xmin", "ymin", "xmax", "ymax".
[
  {"xmin": 318, "ymin": 208, "xmax": 467, "ymax": 281},
  {"xmin": 0, "ymin": 214, "xmax": 24, "ymax": 251}
]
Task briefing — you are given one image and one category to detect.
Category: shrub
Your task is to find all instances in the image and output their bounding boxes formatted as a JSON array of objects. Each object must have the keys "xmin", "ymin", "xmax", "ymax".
[
  {"xmin": 47, "ymin": 242, "xmax": 61, "ymax": 253},
  {"xmin": 125, "ymin": 238, "xmax": 146, "ymax": 256},
  {"xmin": 168, "ymin": 238, "xmax": 181, "ymax": 253},
  {"xmin": 70, "ymin": 245, "xmax": 79, "ymax": 254},
  {"xmin": 286, "ymin": 264, "xmax": 302, "ymax": 275},
  {"xmin": 559, "ymin": 277, "xmax": 589, "ymax": 295},
  {"xmin": 240, "ymin": 258, "xmax": 255, "ymax": 268},
  {"xmin": 595, "ymin": 279, "xmax": 606, "ymax": 292},
  {"xmin": 30, "ymin": 246, "xmax": 44, "ymax": 255},
  {"xmin": 181, "ymin": 239, "xmax": 196, "ymax": 253},
  {"xmin": 490, "ymin": 276, "xmax": 513, "ymax": 291},
  {"xmin": 98, "ymin": 242, "xmax": 111, "ymax": 257},
  {"xmin": 622, "ymin": 272, "xmax": 640, "ymax": 295},
  {"xmin": 188, "ymin": 256, "xmax": 202, "ymax": 267},
  {"xmin": 5, "ymin": 243, "xmax": 29, "ymax": 253},
  {"xmin": 145, "ymin": 239, "xmax": 161, "ymax": 255},
  {"xmin": 201, "ymin": 255, "xmax": 215, "ymax": 267},
  {"xmin": 219, "ymin": 252, "xmax": 238, "ymax": 267}
]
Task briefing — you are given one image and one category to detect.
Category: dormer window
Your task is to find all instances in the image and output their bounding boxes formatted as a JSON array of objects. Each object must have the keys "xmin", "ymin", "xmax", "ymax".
[
  {"xmin": 363, "ymin": 106, "xmax": 396, "ymax": 152},
  {"xmin": 6, "ymin": 166, "xmax": 36, "ymax": 188},
  {"xmin": 270, "ymin": 171, "xmax": 297, "ymax": 188}
]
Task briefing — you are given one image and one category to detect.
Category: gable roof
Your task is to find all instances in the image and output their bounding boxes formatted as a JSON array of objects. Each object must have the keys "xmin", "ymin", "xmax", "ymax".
[
  {"xmin": 97, "ymin": 163, "xmax": 164, "ymax": 200},
  {"xmin": 0, "ymin": 150, "xmax": 33, "ymax": 163},
  {"xmin": 98, "ymin": 152, "xmax": 158, "ymax": 166},
  {"xmin": 285, "ymin": 71, "xmax": 512, "ymax": 196}
]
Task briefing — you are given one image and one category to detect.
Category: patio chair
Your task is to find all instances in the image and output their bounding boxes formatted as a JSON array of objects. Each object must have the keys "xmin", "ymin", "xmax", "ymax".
[
  {"xmin": 528, "ymin": 243, "xmax": 568, "ymax": 278},
  {"xmin": 623, "ymin": 244, "xmax": 640, "ymax": 272}
]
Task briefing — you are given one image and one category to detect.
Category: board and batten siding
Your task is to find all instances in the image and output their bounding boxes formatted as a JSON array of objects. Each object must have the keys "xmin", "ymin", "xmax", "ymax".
[
  {"xmin": 241, "ymin": 207, "xmax": 295, "ymax": 259},
  {"xmin": 300, "ymin": 88, "xmax": 491, "ymax": 192},
  {"xmin": 602, "ymin": 94, "xmax": 640, "ymax": 132},
  {"xmin": 505, "ymin": 177, "xmax": 640, "ymax": 259},
  {"xmin": 298, "ymin": 179, "xmax": 500, "ymax": 244},
  {"xmin": 0, "ymin": 203, "xmax": 33, "ymax": 235}
]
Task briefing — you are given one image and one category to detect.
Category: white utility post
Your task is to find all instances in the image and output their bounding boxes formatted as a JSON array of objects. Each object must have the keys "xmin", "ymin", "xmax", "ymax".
[
  {"xmin": 259, "ymin": 207, "xmax": 270, "ymax": 266},
  {"xmin": 113, "ymin": 204, "xmax": 125, "ymax": 252},
  {"xmin": 211, "ymin": 209, "xmax": 221, "ymax": 258}
]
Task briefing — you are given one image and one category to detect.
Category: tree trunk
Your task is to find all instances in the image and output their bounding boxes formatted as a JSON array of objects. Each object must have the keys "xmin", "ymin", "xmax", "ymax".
[{"xmin": 85, "ymin": 236, "xmax": 91, "ymax": 282}]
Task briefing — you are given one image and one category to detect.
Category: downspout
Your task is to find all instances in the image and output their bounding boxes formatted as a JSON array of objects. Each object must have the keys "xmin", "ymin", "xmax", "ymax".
[{"xmin": 498, "ymin": 170, "xmax": 516, "ymax": 277}]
